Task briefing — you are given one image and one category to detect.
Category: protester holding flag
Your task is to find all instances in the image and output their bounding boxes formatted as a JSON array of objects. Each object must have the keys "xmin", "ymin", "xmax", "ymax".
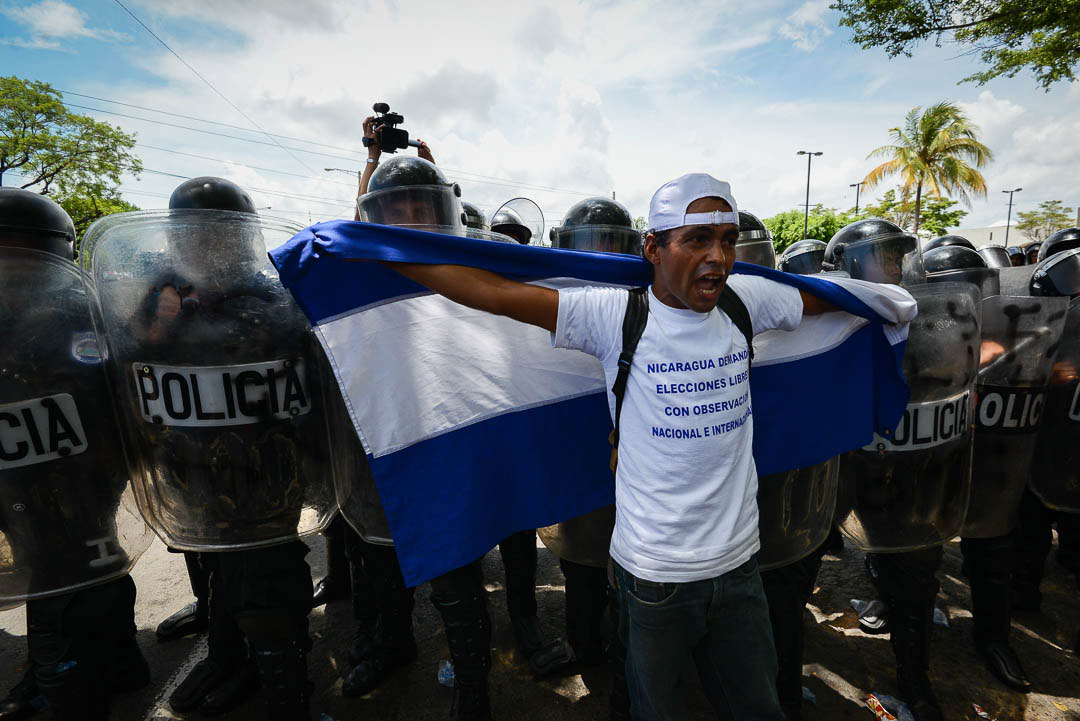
[{"xmin": 374, "ymin": 174, "xmax": 855, "ymax": 720}]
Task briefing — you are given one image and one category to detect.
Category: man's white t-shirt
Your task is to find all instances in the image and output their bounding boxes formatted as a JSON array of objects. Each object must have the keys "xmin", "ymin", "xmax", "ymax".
[{"xmin": 553, "ymin": 276, "xmax": 803, "ymax": 582}]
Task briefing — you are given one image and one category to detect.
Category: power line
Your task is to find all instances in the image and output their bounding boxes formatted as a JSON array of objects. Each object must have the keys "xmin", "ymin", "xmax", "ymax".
[
  {"xmin": 111, "ymin": 0, "xmax": 317, "ymax": 175},
  {"xmin": 63, "ymin": 95, "xmax": 600, "ymax": 197}
]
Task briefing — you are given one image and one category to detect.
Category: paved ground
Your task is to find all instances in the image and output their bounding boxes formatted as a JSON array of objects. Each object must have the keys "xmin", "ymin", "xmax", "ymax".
[{"xmin": 2, "ymin": 533, "xmax": 1078, "ymax": 721}]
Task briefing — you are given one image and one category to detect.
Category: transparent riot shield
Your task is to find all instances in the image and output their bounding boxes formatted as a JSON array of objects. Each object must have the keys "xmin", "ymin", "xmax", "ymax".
[
  {"xmin": 81, "ymin": 210, "xmax": 337, "ymax": 551},
  {"xmin": 837, "ymin": 283, "xmax": 981, "ymax": 552},
  {"xmin": 490, "ymin": 198, "xmax": 544, "ymax": 246},
  {"xmin": 323, "ymin": 375, "xmax": 393, "ymax": 546},
  {"xmin": 962, "ymin": 294, "xmax": 1069, "ymax": 536},
  {"xmin": 735, "ymin": 240, "xmax": 777, "ymax": 269},
  {"xmin": 758, "ymin": 457, "xmax": 839, "ymax": 570},
  {"xmin": 537, "ymin": 505, "xmax": 615, "ymax": 568},
  {"xmin": 0, "ymin": 248, "xmax": 153, "ymax": 609},
  {"xmin": 1030, "ymin": 298, "xmax": 1080, "ymax": 511}
]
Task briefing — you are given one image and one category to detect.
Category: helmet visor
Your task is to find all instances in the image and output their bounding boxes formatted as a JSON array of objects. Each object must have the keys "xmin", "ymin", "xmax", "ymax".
[
  {"xmin": 552, "ymin": 226, "xmax": 641, "ymax": 256},
  {"xmin": 357, "ymin": 186, "xmax": 465, "ymax": 231},
  {"xmin": 927, "ymin": 266, "xmax": 1000, "ymax": 299},
  {"xmin": 839, "ymin": 235, "xmax": 925, "ymax": 285},
  {"xmin": 779, "ymin": 248, "xmax": 824, "ymax": 275},
  {"xmin": 1033, "ymin": 251, "xmax": 1080, "ymax": 297},
  {"xmin": 735, "ymin": 239, "xmax": 776, "ymax": 269}
]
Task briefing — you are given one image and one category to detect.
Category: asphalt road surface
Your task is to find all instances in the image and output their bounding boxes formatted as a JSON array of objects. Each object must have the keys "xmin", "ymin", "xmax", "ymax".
[{"xmin": 2, "ymin": 533, "xmax": 1078, "ymax": 721}]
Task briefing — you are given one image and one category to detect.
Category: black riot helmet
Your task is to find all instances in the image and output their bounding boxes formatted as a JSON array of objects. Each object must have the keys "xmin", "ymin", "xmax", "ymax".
[
  {"xmin": 977, "ymin": 245, "xmax": 1012, "ymax": 269},
  {"xmin": 169, "ymin": 176, "xmax": 256, "ymax": 214},
  {"xmin": 357, "ymin": 155, "xmax": 464, "ymax": 231},
  {"xmin": 461, "ymin": 201, "xmax": 488, "ymax": 231},
  {"xmin": 1006, "ymin": 246, "xmax": 1025, "ymax": 266},
  {"xmin": 778, "ymin": 239, "xmax": 826, "ymax": 275},
  {"xmin": 1024, "ymin": 242, "xmax": 1042, "ymax": 265},
  {"xmin": 1030, "ymin": 248, "xmax": 1080, "ymax": 297},
  {"xmin": 549, "ymin": 196, "xmax": 640, "ymax": 255},
  {"xmin": 924, "ymin": 244, "xmax": 1000, "ymax": 298},
  {"xmin": 735, "ymin": 211, "xmax": 776, "ymax": 268},
  {"xmin": 924, "ymin": 234, "xmax": 975, "ymax": 253},
  {"xmin": 0, "ymin": 187, "xmax": 77, "ymax": 260},
  {"xmin": 823, "ymin": 218, "xmax": 924, "ymax": 285},
  {"xmin": 490, "ymin": 206, "xmax": 531, "ymax": 244},
  {"xmin": 1038, "ymin": 227, "xmax": 1080, "ymax": 262}
]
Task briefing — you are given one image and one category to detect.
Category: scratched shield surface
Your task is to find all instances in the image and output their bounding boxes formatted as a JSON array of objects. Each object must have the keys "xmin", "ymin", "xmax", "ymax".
[
  {"xmin": 0, "ymin": 247, "xmax": 152, "ymax": 609},
  {"xmin": 837, "ymin": 282, "xmax": 982, "ymax": 552},
  {"xmin": 81, "ymin": 210, "xmax": 338, "ymax": 551}
]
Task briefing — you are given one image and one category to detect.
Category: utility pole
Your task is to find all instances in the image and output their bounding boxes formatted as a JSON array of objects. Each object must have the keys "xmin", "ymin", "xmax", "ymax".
[
  {"xmin": 796, "ymin": 151, "xmax": 823, "ymax": 239},
  {"xmin": 1002, "ymin": 187, "xmax": 1022, "ymax": 245},
  {"xmin": 850, "ymin": 181, "xmax": 864, "ymax": 216}
]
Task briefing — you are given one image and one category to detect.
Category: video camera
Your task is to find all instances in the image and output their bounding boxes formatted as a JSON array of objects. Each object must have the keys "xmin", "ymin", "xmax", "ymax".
[{"xmin": 363, "ymin": 102, "xmax": 421, "ymax": 154}]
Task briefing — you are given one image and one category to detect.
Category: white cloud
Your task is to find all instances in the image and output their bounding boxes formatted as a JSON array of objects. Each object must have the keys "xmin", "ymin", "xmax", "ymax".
[
  {"xmin": 1, "ymin": 0, "xmax": 129, "ymax": 48},
  {"xmin": 779, "ymin": 0, "xmax": 833, "ymax": 52},
  {"xmin": 45, "ymin": 0, "xmax": 1076, "ymax": 233}
]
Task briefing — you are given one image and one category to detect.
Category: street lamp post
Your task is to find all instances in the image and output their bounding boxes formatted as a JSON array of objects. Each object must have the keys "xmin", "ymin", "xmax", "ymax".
[
  {"xmin": 797, "ymin": 151, "xmax": 823, "ymax": 239},
  {"xmin": 1002, "ymin": 187, "xmax": 1022, "ymax": 245},
  {"xmin": 850, "ymin": 181, "xmax": 864, "ymax": 216}
]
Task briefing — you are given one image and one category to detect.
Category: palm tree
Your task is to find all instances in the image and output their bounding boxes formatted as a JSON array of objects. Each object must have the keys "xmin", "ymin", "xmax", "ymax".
[{"xmin": 863, "ymin": 102, "xmax": 993, "ymax": 234}]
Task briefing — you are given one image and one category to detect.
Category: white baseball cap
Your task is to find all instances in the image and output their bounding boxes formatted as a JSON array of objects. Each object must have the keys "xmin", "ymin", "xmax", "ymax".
[{"xmin": 648, "ymin": 173, "xmax": 739, "ymax": 232}]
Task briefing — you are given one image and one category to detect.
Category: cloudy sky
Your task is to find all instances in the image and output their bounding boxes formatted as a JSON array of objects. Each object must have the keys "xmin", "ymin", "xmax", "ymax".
[{"xmin": 1, "ymin": 0, "xmax": 1077, "ymax": 232}]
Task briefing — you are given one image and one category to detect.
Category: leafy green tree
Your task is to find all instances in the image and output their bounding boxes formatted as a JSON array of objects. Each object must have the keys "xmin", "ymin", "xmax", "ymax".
[
  {"xmin": 632, "ymin": 216, "xmax": 648, "ymax": 231},
  {"xmin": 1, "ymin": 75, "xmax": 141, "ymax": 200},
  {"xmin": 1015, "ymin": 200, "xmax": 1075, "ymax": 243},
  {"xmin": 57, "ymin": 186, "xmax": 140, "ymax": 243},
  {"xmin": 863, "ymin": 102, "xmax": 991, "ymax": 234},
  {"xmin": 763, "ymin": 206, "xmax": 856, "ymax": 253},
  {"xmin": 919, "ymin": 196, "xmax": 968, "ymax": 237},
  {"xmin": 860, "ymin": 186, "xmax": 967, "ymax": 236},
  {"xmin": 832, "ymin": 0, "xmax": 1080, "ymax": 89}
]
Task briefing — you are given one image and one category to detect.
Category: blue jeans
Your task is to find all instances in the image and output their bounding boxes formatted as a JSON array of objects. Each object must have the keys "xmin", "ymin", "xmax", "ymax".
[{"xmin": 614, "ymin": 556, "xmax": 785, "ymax": 721}]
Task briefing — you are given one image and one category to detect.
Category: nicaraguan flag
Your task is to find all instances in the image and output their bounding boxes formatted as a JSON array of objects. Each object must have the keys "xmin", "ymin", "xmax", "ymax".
[{"xmin": 270, "ymin": 222, "xmax": 916, "ymax": 586}]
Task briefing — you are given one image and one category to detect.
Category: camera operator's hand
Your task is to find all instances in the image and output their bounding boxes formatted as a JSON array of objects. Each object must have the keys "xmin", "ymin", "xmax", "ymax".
[
  {"xmin": 417, "ymin": 140, "xmax": 435, "ymax": 164},
  {"xmin": 363, "ymin": 116, "xmax": 381, "ymax": 160}
]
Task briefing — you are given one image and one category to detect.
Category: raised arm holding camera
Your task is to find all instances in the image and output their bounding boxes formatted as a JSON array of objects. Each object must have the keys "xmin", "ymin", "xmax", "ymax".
[{"xmin": 354, "ymin": 104, "xmax": 434, "ymax": 219}]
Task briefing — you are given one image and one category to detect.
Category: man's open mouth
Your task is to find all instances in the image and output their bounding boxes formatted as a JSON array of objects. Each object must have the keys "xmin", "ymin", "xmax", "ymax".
[{"xmin": 693, "ymin": 271, "xmax": 726, "ymax": 300}]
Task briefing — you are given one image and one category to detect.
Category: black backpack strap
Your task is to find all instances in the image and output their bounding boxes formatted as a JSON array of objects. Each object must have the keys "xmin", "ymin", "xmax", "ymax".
[
  {"xmin": 718, "ymin": 285, "xmax": 754, "ymax": 362},
  {"xmin": 610, "ymin": 287, "xmax": 649, "ymax": 453}
]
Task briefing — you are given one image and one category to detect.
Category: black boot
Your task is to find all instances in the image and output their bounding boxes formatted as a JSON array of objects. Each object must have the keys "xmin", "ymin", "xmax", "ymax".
[
  {"xmin": 450, "ymin": 680, "xmax": 492, "ymax": 721},
  {"xmin": 109, "ymin": 637, "xmax": 151, "ymax": 694},
  {"xmin": 170, "ymin": 588, "xmax": 250, "ymax": 713},
  {"xmin": 157, "ymin": 552, "xmax": 210, "ymax": 642},
  {"xmin": 313, "ymin": 517, "xmax": 349, "ymax": 607},
  {"xmin": 343, "ymin": 540, "xmax": 417, "ymax": 694},
  {"xmin": 963, "ymin": 536, "xmax": 1032, "ymax": 692},
  {"xmin": 500, "ymin": 530, "xmax": 544, "ymax": 658},
  {"xmin": 197, "ymin": 659, "xmax": 260, "ymax": 717},
  {"xmin": 762, "ymin": 549, "xmax": 825, "ymax": 721},
  {"xmin": 889, "ymin": 599, "xmax": 944, "ymax": 721},
  {"xmin": 249, "ymin": 641, "xmax": 312, "ymax": 721},
  {"xmin": 0, "ymin": 663, "xmax": 42, "ymax": 721},
  {"xmin": 342, "ymin": 616, "xmax": 418, "ymax": 696},
  {"xmin": 431, "ymin": 564, "xmax": 493, "ymax": 721}
]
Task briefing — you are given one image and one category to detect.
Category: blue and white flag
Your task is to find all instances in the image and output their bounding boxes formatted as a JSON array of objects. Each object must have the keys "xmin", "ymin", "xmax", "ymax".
[{"xmin": 271, "ymin": 221, "xmax": 916, "ymax": 586}]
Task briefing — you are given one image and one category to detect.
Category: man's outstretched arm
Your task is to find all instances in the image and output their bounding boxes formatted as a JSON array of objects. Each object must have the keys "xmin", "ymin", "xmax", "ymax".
[{"xmin": 380, "ymin": 261, "xmax": 559, "ymax": 332}]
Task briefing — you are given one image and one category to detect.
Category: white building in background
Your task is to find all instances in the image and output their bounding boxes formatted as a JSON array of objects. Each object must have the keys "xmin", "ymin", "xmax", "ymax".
[{"xmin": 929, "ymin": 224, "xmax": 1033, "ymax": 249}]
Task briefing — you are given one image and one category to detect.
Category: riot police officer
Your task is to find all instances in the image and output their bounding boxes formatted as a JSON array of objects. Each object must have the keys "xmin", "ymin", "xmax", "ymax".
[
  {"xmin": 759, "ymin": 238, "xmax": 841, "ymax": 720},
  {"xmin": 0, "ymin": 189, "xmax": 152, "ymax": 720},
  {"xmin": 82, "ymin": 177, "xmax": 337, "ymax": 720},
  {"xmin": 490, "ymin": 198, "xmax": 545, "ymax": 246},
  {"xmin": 349, "ymin": 152, "xmax": 548, "ymax": 719},
  {"xmin": 777, "ymin": 239, "xmax": 826, "ymax": 275},
  {"xmin": 1006, "ymin": 246, "xmax": 1025, "ymax": 267},
  {"xmin": 734, "ymin": 211, "xmax": 777, "ymax": 268},
  {"xmin": 1013, "ymin": 247, "xmax": 1080, "ymax": 647},
  {"xmin": 535, "ymin": 195, "xmax": 643, "ymax": 719},
  {"xmin": 826, "ymin": 219, "xmax": 972, "ymax": 721},
  {"xmin": 462, "ymin": 201, "xmax": 489, "ymax": 232}
]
